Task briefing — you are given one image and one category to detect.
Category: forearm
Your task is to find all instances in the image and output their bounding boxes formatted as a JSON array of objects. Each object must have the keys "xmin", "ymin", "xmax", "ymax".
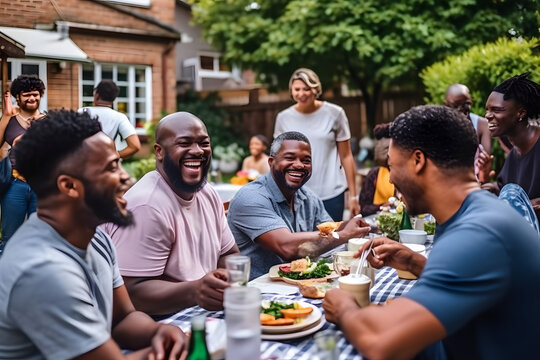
[
  {"xmin": 125, "ymin": 277, "xmax": 200, "ymax": 315},
  {"xmin": 112, "ymin": 311, "xmax": 160, "ymax": 350},
  {"xmin": 294, "ymin": 232, "xmax": 346, "ymax": 259},
  {"xmin": 340, "ymin": 147, "xmax": 357, "ymax": 197},
  {"xmin": 118, "ymin": 135, "xmax": 141, "ymax": 159}
]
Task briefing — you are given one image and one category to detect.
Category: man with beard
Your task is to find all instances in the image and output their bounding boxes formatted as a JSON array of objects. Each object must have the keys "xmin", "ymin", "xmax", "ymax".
[
  {"xmin": 227, "ymin": 131, "xmax": 370, "ymax": 279},
  {"xmin": 0, "ymin": 74, "xmax": 47, "ymax": 249},
  {"xmin": 106, "ymin": 112, "xmax": 239, "ymax": 315},
  {"xmin": 323, "ymin": 106, "xmax": 540, "ymax": 359},
  {"xmin": 0, "ymin": 110, "xmax": 187, "ymax": 359}
]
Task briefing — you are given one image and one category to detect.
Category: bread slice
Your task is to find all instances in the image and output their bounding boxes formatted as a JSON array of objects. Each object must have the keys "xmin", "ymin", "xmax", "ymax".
[
  {"xmin": 298, "ymin": 281, "xmax": 329, "ymax": 299},
  {"xmin": 316, "ymin": 221, "xmax": 343, "ymax": 235}
]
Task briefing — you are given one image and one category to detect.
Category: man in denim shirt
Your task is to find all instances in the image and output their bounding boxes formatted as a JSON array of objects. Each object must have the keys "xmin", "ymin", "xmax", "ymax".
[{"xmin": 228, "ymin": 131, "xmax": 370, "ymax": 279}]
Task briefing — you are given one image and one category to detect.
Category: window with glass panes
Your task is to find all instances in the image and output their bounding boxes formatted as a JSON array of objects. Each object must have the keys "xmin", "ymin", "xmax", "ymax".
[{"xmin": 81, "ymin": 63, "xmax": 152, "ymax": 131}]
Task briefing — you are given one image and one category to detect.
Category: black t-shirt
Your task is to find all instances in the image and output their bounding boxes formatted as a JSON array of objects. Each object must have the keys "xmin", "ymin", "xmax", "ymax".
[{"xmin": 497, "ymin": 136, "xmax": 540, "ymax": 200}]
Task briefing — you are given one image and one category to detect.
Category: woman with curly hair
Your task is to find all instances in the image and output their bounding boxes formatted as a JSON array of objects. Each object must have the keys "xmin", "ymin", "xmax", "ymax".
[{"xmin": 0, "ymin": 74, "xmax": 47, "ymax": 250}]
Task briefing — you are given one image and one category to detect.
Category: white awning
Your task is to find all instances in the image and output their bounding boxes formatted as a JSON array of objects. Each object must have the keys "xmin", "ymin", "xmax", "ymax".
[{"xmin": 0, "ymin": 26, "xmax": 88, "ymax": 62}]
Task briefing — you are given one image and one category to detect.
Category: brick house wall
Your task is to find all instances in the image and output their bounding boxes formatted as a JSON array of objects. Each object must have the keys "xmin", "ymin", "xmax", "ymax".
[{"xmin": 0, "ymin": 0, "xmax": 178, "ymax": 119}]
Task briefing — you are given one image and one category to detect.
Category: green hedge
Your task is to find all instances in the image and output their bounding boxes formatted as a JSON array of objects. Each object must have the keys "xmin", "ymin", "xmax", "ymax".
[{"xmin": 421, "ymin": 37, "xmax": 540, "ymax": 116}]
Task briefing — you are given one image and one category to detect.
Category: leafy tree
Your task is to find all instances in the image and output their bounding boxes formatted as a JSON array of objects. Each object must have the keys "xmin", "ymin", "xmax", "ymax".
[
  {"xmin": 189, "ymin": 0, "xmax": 539, "ymax": 131},
  {"xmin": 421, "ymin": 37, "xmax": 540, "ymax": 115},
  {"xmin": 177, "ymin": 91, "xmax": 245, "ymax": 148}
]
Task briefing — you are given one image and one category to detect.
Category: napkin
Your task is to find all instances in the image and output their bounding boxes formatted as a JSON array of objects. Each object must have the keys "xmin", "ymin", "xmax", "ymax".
[{"xmin": 177, "ymin": 317, "xmax": 227, "ymax": 360}]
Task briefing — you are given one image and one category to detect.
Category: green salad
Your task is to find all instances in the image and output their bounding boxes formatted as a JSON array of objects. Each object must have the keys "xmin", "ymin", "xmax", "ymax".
[
  {"xmin": 278, "ymin": 258, "xmax": 331, "ymax": 280},
  {"xmin": 424, "ymin": 221, "xmax": 436, "ymax": 235},
  {"xmin": 376, "ymin": 213, "xmax": 401, "ymax": 240}
]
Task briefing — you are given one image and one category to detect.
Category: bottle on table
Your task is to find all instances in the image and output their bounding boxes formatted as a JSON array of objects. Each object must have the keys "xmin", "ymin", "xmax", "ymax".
[
  {"xmin": 400, "ymin": 206, "xmax": 413, "ymax": 230},
  {"xmin": 187, "ymin": 315, "xmax": 211, "ymax": 360}
]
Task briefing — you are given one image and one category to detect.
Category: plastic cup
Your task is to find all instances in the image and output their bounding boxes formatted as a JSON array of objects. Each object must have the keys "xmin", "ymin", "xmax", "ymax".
[
  {"xmin": 396, "ymin": 243, "xmax": 426, "ymax": 280},
  {"xmin": 225, "ymin": 255, "xmax": 251, "ymax": 286},
  {"xmin": 224, "ymin": 287, "xmax": 261, "ymax": 360},
  {"xmin": 338, "ymin": 274, "xmax": 371, "ymax": 307}
]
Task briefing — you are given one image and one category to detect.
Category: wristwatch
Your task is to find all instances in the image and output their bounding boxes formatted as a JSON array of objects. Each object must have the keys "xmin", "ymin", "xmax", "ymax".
[{"xmin": 332, "ymin": 231, "xmax": 340, "ymax": 240}]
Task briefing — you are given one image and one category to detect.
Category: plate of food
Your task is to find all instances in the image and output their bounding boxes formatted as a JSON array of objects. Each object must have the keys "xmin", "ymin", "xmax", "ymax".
[
  {"xmin": 261, "ymin": 317, "xmax": 326, "ymax": 340},
  {"xmin": 260, "ymin": 300, "xmax": 322, "ymax": 334},
  {"xmin": 269, "ymin": 257, "xmax": 338, "ymax": 285}
]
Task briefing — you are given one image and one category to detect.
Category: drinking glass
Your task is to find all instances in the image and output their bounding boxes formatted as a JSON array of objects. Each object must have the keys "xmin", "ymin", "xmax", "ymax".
[
  {"xmin": 225, "ymin": 255, "xmax": 251, "ymax": 286},
  {"xmin": 313, "ymin": 330, "xmax": 339, "ymax": 360},
  {"xmin": 332, "ymin": 251, "xmax": 355, "ymax": 277},
  {"xmin": 224, "ymin": 287, "xmax": 261, "ymax": 360}
]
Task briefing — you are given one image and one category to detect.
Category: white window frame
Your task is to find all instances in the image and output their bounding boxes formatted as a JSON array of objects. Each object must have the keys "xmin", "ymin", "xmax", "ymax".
[
  {"xmin": 8, "ymin": 59, "xmax": 48, "ymax": 112},
  {"xmin": 184, "ymin": 53, "xmax": 237, "ymax": 91},
  {"xmin": 79, "ymin": 62, "xmax": 152, "ymax": 134}
]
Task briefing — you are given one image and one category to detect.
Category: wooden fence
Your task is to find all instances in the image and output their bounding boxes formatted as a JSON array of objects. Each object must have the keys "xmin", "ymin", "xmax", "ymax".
[{"xmin": 216, "ymin": 88, "xmax": 424, "ymax": 145}]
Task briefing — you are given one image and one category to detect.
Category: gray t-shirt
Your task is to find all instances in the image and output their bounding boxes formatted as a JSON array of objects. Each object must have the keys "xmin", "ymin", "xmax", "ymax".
[
  {"xmin": 274, "ymin": 101, "xmax": 351, "ymax": 200},
  {"xmin": 0, "ymin": 214, "xmax": 123, "ymax": 359},
  {"xmin": 227, "ymin": 173, "xmax": 332, "ymax": 279}
]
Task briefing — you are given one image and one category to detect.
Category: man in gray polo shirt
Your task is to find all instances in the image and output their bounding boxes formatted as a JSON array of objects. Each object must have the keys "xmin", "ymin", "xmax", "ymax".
[
  {"xmin": 0, "ymin": 110, "xmax": 186, "ymax": 359},
  {"xmin": 228, "ymin": 131, "xmax": 370, "ymax": 279}
]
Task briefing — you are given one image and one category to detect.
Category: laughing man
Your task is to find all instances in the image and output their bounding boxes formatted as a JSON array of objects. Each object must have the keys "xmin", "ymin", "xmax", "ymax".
[
  {"xmin": 105, "ymin": 112, "xmax": 239, "ymax": 315},
  {"xmin": 228, "ymin": 131, "xmax": 370, "ymax": 279}
]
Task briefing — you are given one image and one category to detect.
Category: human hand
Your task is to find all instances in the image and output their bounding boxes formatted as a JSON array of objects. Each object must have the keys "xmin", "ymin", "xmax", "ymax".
[
  {"xmin": 340, "ymin": 216, "xmax": 370, "ymax": 240},
  {"xmin": 349, "ymin": 197, "xmax": 360, "ymax": 217},
  {"xmin": 195, "ymin": 269, "xmax": 230, "ymax": 311},
  {"xmin": 2, "ymin": 91, "xmax": 19, "ymax": 119},
  {"xmin": 357, "ymin": 237, "xmax": 417, "ymax": 272},
  {"xmin": 148, "ymin": 324, "xmax": 188, "ymax": 360},
  {"xmin": 476, "ymin": 145, "xmax": 494, "ymax": 183},
  {"xmin": 322, "ymin": 288, "xmax": 358, "ymax": 324}
]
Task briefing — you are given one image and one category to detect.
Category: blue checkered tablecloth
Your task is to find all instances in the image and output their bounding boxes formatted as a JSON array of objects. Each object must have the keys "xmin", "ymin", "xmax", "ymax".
[{"xmin": 163, "ymin": 240, "xmax": 432, "ymax": 359}]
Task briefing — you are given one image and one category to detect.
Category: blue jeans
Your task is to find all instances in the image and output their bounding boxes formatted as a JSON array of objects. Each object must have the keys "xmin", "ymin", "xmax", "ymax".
[
  {"xmin": 0, "ymin": 178, "xmax": 37, "ymax": 252},
  {"xmin": 322, "ymin": 191, "xmax": 345, "ymax": 221}
]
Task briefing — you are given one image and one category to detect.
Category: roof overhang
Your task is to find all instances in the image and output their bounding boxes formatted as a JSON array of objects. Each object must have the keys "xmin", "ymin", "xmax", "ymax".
[
  {"xmin": 0, "ymin": 26, "xmax": 89, "ymax": 62},
  {"xmin": 0, "ymin": 31, "xmax": 25, "ymax": 58}
]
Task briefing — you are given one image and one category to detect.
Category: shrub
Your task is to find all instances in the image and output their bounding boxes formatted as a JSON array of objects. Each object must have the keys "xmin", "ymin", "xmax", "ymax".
[{"xmin": 421, "ymin": 37, "xmax": 540, "ymax": 116}]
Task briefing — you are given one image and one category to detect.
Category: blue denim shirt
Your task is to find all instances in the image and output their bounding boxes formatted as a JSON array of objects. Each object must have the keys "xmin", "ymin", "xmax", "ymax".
[{"xmin": 227, "ymin": 173, "xmax": 332, "ymax": 279}]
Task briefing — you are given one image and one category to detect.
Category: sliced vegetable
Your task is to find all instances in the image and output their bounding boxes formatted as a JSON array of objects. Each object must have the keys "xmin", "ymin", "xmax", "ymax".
[
  {"xmin": 280, "ymin": 307, "xmax": 313, "ymax": 319},
  {"xmin": 262, "ymin": 318, "xmax": 295, "ymax": 326},
  {"xmin": 278, "ymin": 259, "xmax": 331, "ymax": 280}
]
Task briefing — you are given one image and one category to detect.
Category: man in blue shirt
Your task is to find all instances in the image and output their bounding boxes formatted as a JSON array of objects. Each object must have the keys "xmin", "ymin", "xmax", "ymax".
[
  {"xmin": 228, "ymin": 131, "xmax": 370, "ymax": 279},
  {"xmin": 323, "ymin": 105, "xmax": 540, "ymax": 359}
]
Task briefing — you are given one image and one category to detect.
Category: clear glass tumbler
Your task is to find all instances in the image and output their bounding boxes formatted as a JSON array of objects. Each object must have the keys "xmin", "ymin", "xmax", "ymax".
[
  {"xmin": 225, "ymin": 255, "xmax": 251, "ymax": 286},
  {"xmin": 224, "ymin": 286, "xmax": 261, "ymax": 360}
]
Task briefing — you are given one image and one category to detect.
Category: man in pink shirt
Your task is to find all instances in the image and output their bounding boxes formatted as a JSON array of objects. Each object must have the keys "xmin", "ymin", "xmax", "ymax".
[{"xmin": 105, "ymin": 112, "xmax": 240, "ymax": 315}]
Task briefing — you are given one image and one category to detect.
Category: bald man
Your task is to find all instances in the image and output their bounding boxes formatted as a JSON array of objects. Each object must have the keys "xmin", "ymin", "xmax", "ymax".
[
  {"xmin": 105, "ymin": 112, "xmax": 240, "ymax": 315},
  {"xmin": 444, "ymin": 84, "xmax": 491, "ymax": 153}
]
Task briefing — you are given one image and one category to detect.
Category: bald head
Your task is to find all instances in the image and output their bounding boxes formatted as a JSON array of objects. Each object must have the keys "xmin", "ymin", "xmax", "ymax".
[
  {"xmin": 444, "ymin": 84, "xmax": 473, "ymax": 116},
  {"xmin": 155, "ymin": 112, "xmax": 207, "ymax": 145}
]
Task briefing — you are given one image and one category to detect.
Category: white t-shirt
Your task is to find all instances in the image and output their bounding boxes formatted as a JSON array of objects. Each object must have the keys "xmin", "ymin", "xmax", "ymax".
[
  {"xmin": 104, "ymin": 171, "xmax": 236, "ymax": 281},
  {"xmin": 274, "ymin": 101, "xmax": 351, "ymax": 200},
  {"xmin": 79, "ymin": 107, "xmax": 137, "ymax": 149}
]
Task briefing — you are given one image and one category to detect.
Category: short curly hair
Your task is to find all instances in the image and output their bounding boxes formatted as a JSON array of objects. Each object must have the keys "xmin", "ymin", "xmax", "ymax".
[
  {"xmin": 493, "ymin": 72, "xmax": 540, "ymax": 121},
  {"xmin": 270, "ymin": 131, "xmax": 311, "ymax": 157},
  {"xmin": 94, "ymin": 79, "xmax": 119, "ymax": 102},
  {"xmin": 10, "ymin": 74, "xmax": 45, "ymax": 96},
  {"xmin": 390, "ymin": 105, "xmax": 478, "ymax": 169},
  {"xmin": 15, "ymin": 110, "xmax": 102, "ymax": 198}
]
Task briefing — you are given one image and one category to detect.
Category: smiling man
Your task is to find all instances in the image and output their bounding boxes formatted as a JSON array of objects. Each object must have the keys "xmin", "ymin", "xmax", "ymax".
[
  {"xmin": 0, "ymin": 110, "xmax": 186, "ymax": 359},
  {"xmin": 228, "ymin": 131, "xmax": 370, "ymax": 279},
  {"xmin": 105, "ymin": 112, "xmax": 239, "ymax": 315},
  {"xmin": 323, "ymin": 105, "xmax": 540, "ymax": 360}
]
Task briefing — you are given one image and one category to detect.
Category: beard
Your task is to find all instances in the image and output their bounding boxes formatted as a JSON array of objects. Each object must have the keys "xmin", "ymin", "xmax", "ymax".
[
  {"xmin": 394, "ymin": 180, "xmax": 426, "ymax": 216},
  {"xmin": 84, "ymin": 182, "xmax": 134, "ymax": 227},
  {"xmin": 162, "ymin": 150, "xmax": 210, "ymax": 194},
  {"xmin": 272, "ymin": 168, "xmax": 311, "ymax": 192}
]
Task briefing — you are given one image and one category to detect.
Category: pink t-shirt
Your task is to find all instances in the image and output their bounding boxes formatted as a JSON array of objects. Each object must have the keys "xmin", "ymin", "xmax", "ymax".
[{"xmin": 104, "ymin": 171, "xmax": 235, "ymax": 282}]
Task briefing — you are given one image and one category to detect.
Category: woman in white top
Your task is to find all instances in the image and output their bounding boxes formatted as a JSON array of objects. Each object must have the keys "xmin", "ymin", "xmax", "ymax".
[{"xmin": 274, "ymin": 68, "xmax": 360, "ymax": 220}]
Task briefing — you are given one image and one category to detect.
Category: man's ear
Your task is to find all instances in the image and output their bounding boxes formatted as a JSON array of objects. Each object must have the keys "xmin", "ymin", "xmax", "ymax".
[
  {"xmin": 57, "ymin": 175, "xmax": 83, "ymax": 199},
  {"xmin": 412, "ymin": 149, "xmax": 427, "ymax": 174},
  {"xmin": 268, "ymin": 156, "xmax": 274, "ymax": 168},
  {"xmin": 154, "ymin": 143, "xmax": 164, "ymax": 161}
]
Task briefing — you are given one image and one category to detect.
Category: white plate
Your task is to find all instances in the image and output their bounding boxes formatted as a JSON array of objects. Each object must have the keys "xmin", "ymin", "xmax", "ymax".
[
  {"xmin": 261, "ymin": 317, "xmax": 326, "ymax": 340},
  {"xmin": 261, "ymin": 302, "xmax": 321, "ymax": 334}
]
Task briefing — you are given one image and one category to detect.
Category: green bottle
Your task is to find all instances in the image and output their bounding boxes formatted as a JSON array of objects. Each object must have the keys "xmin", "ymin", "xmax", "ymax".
[
  {"xmin": 187, "ymin": 315, "xmax": 211, "ymax": 360},
  {"xmin": 400, "ymin": 206, "xmax": 413, "ymax": 230}
]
